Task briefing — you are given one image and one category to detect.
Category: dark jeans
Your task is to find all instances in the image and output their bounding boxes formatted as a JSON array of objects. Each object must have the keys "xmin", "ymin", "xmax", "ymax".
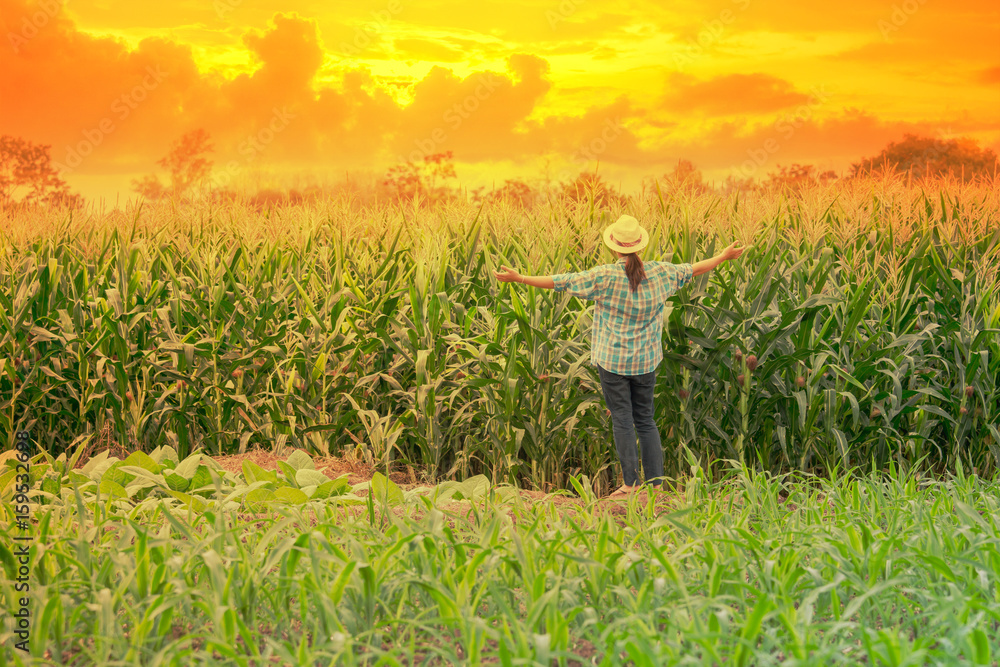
[{"xmin": 597, "ymin": 363, "xmax": 663, "ymax": 487}]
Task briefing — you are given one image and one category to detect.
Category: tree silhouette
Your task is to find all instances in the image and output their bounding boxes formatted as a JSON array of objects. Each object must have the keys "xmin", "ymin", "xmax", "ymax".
[
  {"xmin": 560, "ymin": 172, "xmax": 625, "ymax": 207},
  {"xmin": 0, "ymin": 135, "xmax": 83, "ymax": 208},
  {"xmin": 382, "ymin": 151, "xmax": 457, "ymax": 204},
  {"xmin": 132, "ymin": 129, "xmax": 214, "ymax": 200},
  {"xmin": 765, "ymin": 164, "xmax": 838, "ymax": 192},
  {"xmin": 662, "ymin": 159, "xmax": 710, "ymax": 194},
  {"xmin": 483, "ymin": 179, "xmax": 537, "ymax": 207},
  {"xmin": 851, "ymin": 133, "xmax": 998, "ymax": 182},
  {"xmin": 717, "ymin": 173, "xmax": 758, "ymax": 195},
  {"xmin": 131, "ymin": 174, "xmax": 168, "ymax": 201}
]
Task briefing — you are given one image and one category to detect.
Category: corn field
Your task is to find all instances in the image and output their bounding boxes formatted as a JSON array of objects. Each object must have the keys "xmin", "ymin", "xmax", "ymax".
[{"xmin": 1, "ymin": 175, "xmax": 999, "ymax": 489}]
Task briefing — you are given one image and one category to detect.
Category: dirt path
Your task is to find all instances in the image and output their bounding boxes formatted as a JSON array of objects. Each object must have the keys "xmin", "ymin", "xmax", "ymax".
[
  {"xmin": 207, "ymin": 446, "xmax": 678, "ymax": 516},
  {"xmin": 210, "ymin": 446, "xmax": 590, "ymax": 508},
  {"xmin": 68, "ymin": 443, "xmax": 676, "ymax": 516}
]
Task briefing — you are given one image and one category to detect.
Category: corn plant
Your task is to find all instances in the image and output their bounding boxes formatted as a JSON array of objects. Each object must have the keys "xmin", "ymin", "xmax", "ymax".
[
  {"xmin": 3, "ymin": 449, "xmax": 999, "ymax": 665},
  {"xmin": 2, "ymin": 175, "xmax": 998, "ymax": 486}
]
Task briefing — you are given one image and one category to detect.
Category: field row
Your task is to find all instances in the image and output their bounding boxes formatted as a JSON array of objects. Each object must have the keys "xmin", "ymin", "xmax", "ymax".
[
  {"xmin": 2, "ymin": 182, "xmax": 999, "ymax": 488},
  {"xmin": 2, "ymin": 449, "xmax": 998, "ymax": 665}
]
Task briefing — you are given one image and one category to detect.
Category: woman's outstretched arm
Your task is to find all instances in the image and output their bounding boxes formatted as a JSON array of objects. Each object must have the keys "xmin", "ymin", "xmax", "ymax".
[
  {"xmin": 692, "ymin": 242, "xmax": 747, "ymax": 276},
  {"xmin": 494, "ymin": 266, "xmax": 555, "ymax": 289}
]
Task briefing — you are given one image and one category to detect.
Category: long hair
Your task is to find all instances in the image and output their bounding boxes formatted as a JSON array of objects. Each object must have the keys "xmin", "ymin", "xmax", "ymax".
[{"xmin": 623, "ymin": 252, "xmax": 646, "ymax": 293}]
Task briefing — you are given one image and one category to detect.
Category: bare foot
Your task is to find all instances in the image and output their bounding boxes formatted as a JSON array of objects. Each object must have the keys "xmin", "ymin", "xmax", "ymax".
[{"xmin": 608, "ymin": 485, "xmax": 637, "ymax": 499}]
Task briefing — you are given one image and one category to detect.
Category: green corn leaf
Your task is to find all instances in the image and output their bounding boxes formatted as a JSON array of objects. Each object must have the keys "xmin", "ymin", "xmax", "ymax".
[
  {"xmin": 121, "ymin": 451, "xmax": 161, "ymax": 473},
  {"xmin": 244, "ymin": 488, "xmax": 276, "ymax": 511},
  {"xmin": 165, "ymin": 473, "xmax": 189, "ymax": 492},
  {"xmin": 98, "ymin": 479, "xmax": 127, "ymax": 499},
  {"xmin": 273, "ymin": 487, "xmax": 309, "ymax": 504},
  {"xmin": 295, "ymin": 468, "xmax": 331, "ymax": 488},
  {"xmin": 370, "ymin": 472, "xmax": 403, "ymax": 506},
  {"xmin": 242, "ymin": 460, "xmax": 278, "ymax": 485},
  {"xmin": 284, "ymin": 449, "xmax": 314, "ymax": 471},
  {"xmin": 278, "ymin": 461, "xmax": 298, "ymax": 485}
]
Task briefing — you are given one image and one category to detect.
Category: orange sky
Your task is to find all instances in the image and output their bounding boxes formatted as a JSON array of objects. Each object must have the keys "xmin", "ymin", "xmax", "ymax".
[{"xmin": 2, "ymin": 0, "xmax": 998, "ymax": 203}]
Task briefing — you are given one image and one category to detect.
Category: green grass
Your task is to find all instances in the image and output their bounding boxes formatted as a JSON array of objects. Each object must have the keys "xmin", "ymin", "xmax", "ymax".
[{"xmin": 2, "ymin": 462, "xmax": 999, "ymax": 665}]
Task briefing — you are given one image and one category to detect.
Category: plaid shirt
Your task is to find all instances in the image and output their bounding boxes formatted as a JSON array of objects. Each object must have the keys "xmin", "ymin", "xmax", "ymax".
[{"xmin": 552, "ymin": 260, "xmax": 693, "ymax": 376}]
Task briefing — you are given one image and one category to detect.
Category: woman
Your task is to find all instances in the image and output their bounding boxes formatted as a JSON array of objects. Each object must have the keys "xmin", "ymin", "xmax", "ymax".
[{"xmin": 494, "ymin": 214, "xmax": 746, "ymax": 498}]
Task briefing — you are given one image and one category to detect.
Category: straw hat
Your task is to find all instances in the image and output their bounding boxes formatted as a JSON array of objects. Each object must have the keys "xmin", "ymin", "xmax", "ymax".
[{"xmin": 603, "ymin": 215, "xmax": 649, "ymax": 254}]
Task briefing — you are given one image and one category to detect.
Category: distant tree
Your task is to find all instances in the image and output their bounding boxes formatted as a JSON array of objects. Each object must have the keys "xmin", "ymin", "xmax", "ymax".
[
  {"xmin": 717, "ymin": 173, "xmax": 758, "ymax": 196},
  {"xmin": 560, "ymin": 172, "xmax": 625, "ymax": 207},
  {"xmin": 764, "ymin": 164, "xmax": 839, "ymax": 192},
  {"xmin": 209, "ymin": 188, "xmax": 239, "ymax": 204},
  {"xmin": 487, "ymin": 179, "xmax": 537, "ymax": 207},
  {"xmin": 766, "ymin": 163, "xmax": 817, "ymax": 191},
  {"xmin": 132, "ymin": 129, "xmax": 214, "ymax": 201},
  {"xmin": 662, "ymin": 159, "xmax": 710, "ymax": 194},
  {"xmin": 382, "ymin": 151, "xmax": 457, "ymax": 204},
  {"xmin": 161, "ymin": 129, "xmax": 214, "ymax": 195},
  {"xmin": 850, "ymin": 133, "xmax": 998, "ymax": 182},
  {"xmin": 422, "ymin": 151, "xmax": 457, "ymax": 199},
  {"xmin": 131, "ymin": 174, "xmax": 168, "ymax": 201},
  {"xmin": 818, "ymin": 169, "xmax": 838, "ymax": 184},
  {"xmin": 0, "ymin": 135, "xmax": 83, "ymax": 208},
  {"xmin": 383, "ymin": 161, "xmax": 422, "ymax": 201},
  {"xmin": 248, "ymin": 188, "xmax": 304, "ymax": 212}
]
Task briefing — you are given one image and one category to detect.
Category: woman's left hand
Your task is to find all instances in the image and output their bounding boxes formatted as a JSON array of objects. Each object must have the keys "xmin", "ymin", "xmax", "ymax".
[
  {"xmin": 494, "ymin": 265, "xmax": 522, "ymax": 283},
  {"xmin": 722, "ymin": 242, "xmax": 747, "ymax": 261}
]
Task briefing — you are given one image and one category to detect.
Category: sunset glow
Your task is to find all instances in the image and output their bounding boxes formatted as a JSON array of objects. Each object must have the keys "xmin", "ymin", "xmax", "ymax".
[{"xmin": 1, "ymin": 0, "xmax": 998, "ymax": 202}]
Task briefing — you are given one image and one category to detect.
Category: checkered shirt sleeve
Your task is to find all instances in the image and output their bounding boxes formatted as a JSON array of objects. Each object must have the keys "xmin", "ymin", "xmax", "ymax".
[
  {"xmin": 551, "ymin": 265, "xmax": 610, "ymax": 300},
  {"xmin": 552, "ymin": 261, "xmax": 693, "ymax": 375}
]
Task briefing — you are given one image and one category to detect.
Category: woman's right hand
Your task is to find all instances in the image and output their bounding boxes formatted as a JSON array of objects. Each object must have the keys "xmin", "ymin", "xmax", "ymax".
[{"xmin": 494, "ymin": 265, "xmax": 522, "ymax": 283}]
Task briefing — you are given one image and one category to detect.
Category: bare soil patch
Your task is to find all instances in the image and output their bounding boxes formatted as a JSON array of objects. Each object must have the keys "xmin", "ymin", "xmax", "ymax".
[{"xmin": 74, "ymin": 444, "xmax": 680, "ymax": 515}]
